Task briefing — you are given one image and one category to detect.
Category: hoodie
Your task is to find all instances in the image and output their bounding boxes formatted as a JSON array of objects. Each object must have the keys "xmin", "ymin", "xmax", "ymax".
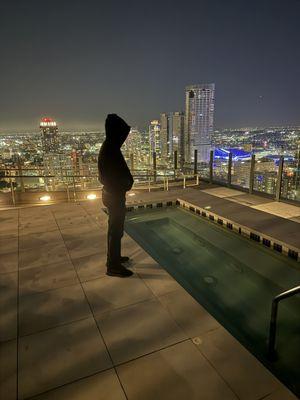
[{"xmin": 98, "ymin": 114, "xmax": 134, "ymax": 194}]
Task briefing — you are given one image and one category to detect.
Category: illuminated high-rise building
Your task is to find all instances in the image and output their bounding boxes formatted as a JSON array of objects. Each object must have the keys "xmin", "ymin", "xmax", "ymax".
[
  {"xmin": 160, "ymin": 113, "xmax": 169, "ymax": 160},
  {"xmin": 160, "ymin": 112, "xmax": 184, "ymax": 161},
  {"xmin": 184, "ymin": 83, "xmax": 215, "ymax": 162},
  {"xmin": 40, "ymin": 117, "xmax": 59, "ymax": 153},
  {"xmin": 172, "ymin": 111, "xmax": 185, "ymax": 161},
  {"xmin": 124, "ymin": 128, "xmax": 142, "ymax": 168},
  {"xmin": 149, "ymin": 120, "xmax": 161, "ymax": 160}
]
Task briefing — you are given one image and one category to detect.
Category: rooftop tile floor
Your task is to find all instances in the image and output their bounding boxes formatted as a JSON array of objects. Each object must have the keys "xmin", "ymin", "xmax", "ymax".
[{"xmin": 0, "ymin": 187, "xmax": 299, "ymax": 399}]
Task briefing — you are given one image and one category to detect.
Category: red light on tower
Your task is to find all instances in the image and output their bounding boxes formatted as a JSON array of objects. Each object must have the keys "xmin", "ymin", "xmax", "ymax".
[
  {"xmin": 40, "ymin": 117, "xmax": 59, "ymax": 153},
  {"xmin": 40, "ymin": 117, "xmax": 57, "ymax": 128}
]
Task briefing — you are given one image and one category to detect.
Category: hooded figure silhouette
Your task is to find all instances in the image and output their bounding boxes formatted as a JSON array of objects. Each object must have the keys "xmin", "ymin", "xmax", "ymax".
[{"xmin": 98, "ymin": 114, "xmax": 134, "ymax": 277}]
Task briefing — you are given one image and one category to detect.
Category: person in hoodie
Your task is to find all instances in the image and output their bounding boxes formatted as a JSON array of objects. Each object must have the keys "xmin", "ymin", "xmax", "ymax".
[{"xmin": 98, "ymin": 114, "xmax": 134, "ymax": 277}]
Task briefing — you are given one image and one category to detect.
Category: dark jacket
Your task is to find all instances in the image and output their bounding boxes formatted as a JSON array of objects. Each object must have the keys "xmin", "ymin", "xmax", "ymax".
[{"xmin": 98, "ymin": 114, "xmax": 134, "ymax": 195}]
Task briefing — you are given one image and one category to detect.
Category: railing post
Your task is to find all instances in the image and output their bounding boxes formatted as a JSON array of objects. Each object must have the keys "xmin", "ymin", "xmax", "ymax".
[
  {"xmin": 194, "ymin": 149, "xmax": 198, "ymax": 175},
  {"xmin": 10, "ymin": 177, "xmax": 16, "ymax": 206},
  {"xmin": 166, "ymin": 177, "xmax": 169, "ymax": 191},
  {"xmin": 183, "ymin": 176, "xmax": 186, "ymax": 189},
  {"xmin": 72, "ymin": 176, "xmax": 77, "ymax": 202},
  {"xmin": 228, "ymin": 152, "xmax": 232, "ymax": 186},
  {"xmin": 268, "ymin": 299, "xmax": 279, "ymax": 360},
  {"xmin": 174, "ymin": 150, "xmax": 178, "ymax": 170},
  {"xmin": 268, "ymin": 286, "xmax": 300, "ymax": 360},
  {"xmin": 17, "ymin": 160, "xmax": 25, "ymax": 193},
  {"xmin": 209, "ymin": 150, "xmax": 214, "ymax": 183},
  {"xmin": 153, "ymin": 152, "xmax": 157, "ymax": 183},
  {"xmin": 249, "ymin": 154, "xmax": 255, "ymax": 194},
  {"xmin": 66, "ymin": 182, "xmax": 70, "ymax": 202},
  {"xmin": 275, "ymin": 156, "xmax": 284, "ymax": 201},
  {"xmin": 174, "ymin": 150, "xmax": 178, "ymax": 179}
]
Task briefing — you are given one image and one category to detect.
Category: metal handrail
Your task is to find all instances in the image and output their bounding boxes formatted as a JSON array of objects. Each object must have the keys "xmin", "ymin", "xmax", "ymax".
[{"xmin": 268, "ymin": 285, "xmax": 300, "ymax": 359}]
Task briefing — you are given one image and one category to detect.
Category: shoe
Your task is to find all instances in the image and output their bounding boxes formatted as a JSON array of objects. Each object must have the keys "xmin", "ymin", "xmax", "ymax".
[
  {"xmin": 106, "ymin": 257, "xmax": 131, "ymax": 268},
  {"xmin": 106, "ymin": 265, "xmax": 133, "ymax": 278},
  {"xmin": 120, "ymin": 256, "xmax": 131, "ymax": 263}
]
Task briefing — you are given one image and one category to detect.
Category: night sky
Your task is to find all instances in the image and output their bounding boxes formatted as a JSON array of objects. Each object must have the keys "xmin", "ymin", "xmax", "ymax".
[{"xmin": 0, "ymin": 0, "xmax": 299, "ymax": 132}]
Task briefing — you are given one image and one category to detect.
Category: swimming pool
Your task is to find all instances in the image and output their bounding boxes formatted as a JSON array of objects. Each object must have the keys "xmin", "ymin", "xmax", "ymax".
[{"xmin": 125, "ymin": 206, "xmax": 300, "ymax": 395}]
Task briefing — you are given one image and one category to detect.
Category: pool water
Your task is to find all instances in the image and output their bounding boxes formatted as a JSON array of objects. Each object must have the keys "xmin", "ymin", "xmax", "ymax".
[{"xmin": 125, "ymin": 206, "xmax": 300, "ymax": 395}]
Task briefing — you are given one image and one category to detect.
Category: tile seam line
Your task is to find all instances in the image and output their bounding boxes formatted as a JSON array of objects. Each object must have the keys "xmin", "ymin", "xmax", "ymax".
[
  {"xmin": 190, "ymin": 340, "xmax": 241, "ymax": 400},
  {"xmin": 112, "ymin": 337, "xmax": 190, "ymax": 369},
  {"xmin": 135, "ymin": 267, "xmax": 186, "ymax": 299},
  {"xmin": 51, "ymin": 207, "xmax": 129, "ymax": 400},
  {"xmin": 256, "ymin": 390, "xmax": 279, "ymax": 400},
  {"xmin": 18, "ymin": 280, "xmax": 162, "ymax": 338},
  {"xmin": 20, "ymin": 294, "xmax": 159, "ymax": 341},
  {"xmin": 17, "ymin": 315, "xmax": 93, "ymax": 340},
  {"xmin": 24, "ymin": 337, "xmax": 191, "ymax": 400},
  {"xmin": 23, "ymin": 365, "xmax": 116, "ymax": 400},
  {"xmin": 18, "ymin": 279, "xmax": 82, "ymax": 299}
]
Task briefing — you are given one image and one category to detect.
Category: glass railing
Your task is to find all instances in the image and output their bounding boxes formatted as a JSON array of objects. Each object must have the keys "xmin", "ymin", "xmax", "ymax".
[
  {"xmin": 213, "ymin": 157, "xmax": 228, "ymax": 184},
  {"xmin": 253, "ymin": 156, "xmax": 278, "ymax": 196},
  {"xmin": 281, "ymin": 158, "xmax": 300, "ymax": 202},
  {"xmin": 197, "ymin": 161, "xmax": 210, "ymax": 180},
  {"xmin": 231, "ymin": 159, "xmax": 251, "ymax": 189},
  {"xmin": 0, "ymin": 150, "xmax": 299, "ymax": 206}
]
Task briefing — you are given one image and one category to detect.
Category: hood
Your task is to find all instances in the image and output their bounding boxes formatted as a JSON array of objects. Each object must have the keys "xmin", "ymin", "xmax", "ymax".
[{"xmin": 105, "ymin": 114, "xmax": 131, "ymax": 147}]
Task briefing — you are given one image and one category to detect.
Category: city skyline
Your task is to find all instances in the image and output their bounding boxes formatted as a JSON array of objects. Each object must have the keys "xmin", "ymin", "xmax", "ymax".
[{"xmin": 1, "ymin": 0, "xmax": 300, "ymax": 132}]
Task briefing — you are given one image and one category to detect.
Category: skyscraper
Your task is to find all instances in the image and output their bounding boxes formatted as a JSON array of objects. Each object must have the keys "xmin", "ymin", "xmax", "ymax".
[
  {"xmin": 172, "ymin": 111, "xmax": 185, "ymax": 162},
  {"xmin": 149, "ymin": 120, "xmax": 161, "ymax": 161},
  {"xmin": 160, "ymin": 113, "xmax": 169, "ymax": 160},
  {"xmin": 40, "ymin": 117, "xmax": 59, "ymax": 153},
  {"xmin": 160, "ymin": 112, "xmax": 185, "ymax": 162},
  {"xmin": 124, "ymin": 127, "xmax": 142, "ymax": 168},
  {"xmin": 184, "ymin": 84, "xmax": 215, "ymax": 163}
]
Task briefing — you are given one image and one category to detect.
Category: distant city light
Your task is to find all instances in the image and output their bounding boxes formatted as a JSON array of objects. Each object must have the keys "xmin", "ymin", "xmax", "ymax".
[
  {"xmin": 87, "ymin": 193, "xmax": 97, "ymax": 200},
  {"xmin": 40, "ymin": 195, "xmax": 51, "ymax": 201}
]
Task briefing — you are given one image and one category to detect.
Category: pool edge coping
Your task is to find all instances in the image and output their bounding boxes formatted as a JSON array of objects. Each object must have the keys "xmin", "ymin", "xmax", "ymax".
[{"xmin": 124, "ymin": 198, "xmax": 300, "ymax": 263}]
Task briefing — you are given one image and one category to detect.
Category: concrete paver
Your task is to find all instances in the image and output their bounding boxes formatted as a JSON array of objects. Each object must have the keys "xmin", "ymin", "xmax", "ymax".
[
  {"xmin": 0, "ymin": 339, "xmax": 17, "ymax": 400},
  {"xmin": 136, "ymin": 265, "xmax": 184, "ymax": 296},
  {"xmin": 0, "ymin": 272, "xmax": 17, "ymax": 341},
  {"xmin": 83, "ymin": 275, "xmax": 153, "ymax": 316},
  {"xmin": 19, "ymin": 284, "xmax": 92, "ymax": 336},
  {"xmin": 251, "ymin": 201, "xmax": 300, "ymax": 219},
  {"xmin": 0, "ymin": 251, "xmax": 18, "ymax": 274},
  {"xmin": 19, "ymin": 260, "xmax": 79, "ymax": 296},
  {"xmin": 97, "ymin": 298, "xmax": 187, "ymax": 364},
  {"xmin": 72, "ymin": 252, "xmax": 107, "ymax": 282},
  {"xmin": 31, "ymin": 369, "xmax": 127, "ymax": 400},
  {"xmin": 117, "ymin": 340, "xmax": 238, "ymax": 400},
  {"xmin": 158, "ymin": 288, "xmax": 221, "ymax": 338},
  {"xmin": 202, "ymin": 187, "xmax": 245, "ymax": 198},
  {"xmin": 19, "ymin": 242, "xmax": 70, "ymax": 270},
  {"xmin": 194, "ymin": 326, "xmax": 282, "ymax": 400},
  {"xmin": 18, "ymin": 317, "xmax": 112, "ymax": 399}
]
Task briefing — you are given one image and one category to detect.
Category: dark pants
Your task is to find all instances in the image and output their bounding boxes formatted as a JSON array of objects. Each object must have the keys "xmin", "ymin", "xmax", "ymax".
[{"xmin": 102, "ymin": 190, "xmax": 126, "ymax": 268}]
